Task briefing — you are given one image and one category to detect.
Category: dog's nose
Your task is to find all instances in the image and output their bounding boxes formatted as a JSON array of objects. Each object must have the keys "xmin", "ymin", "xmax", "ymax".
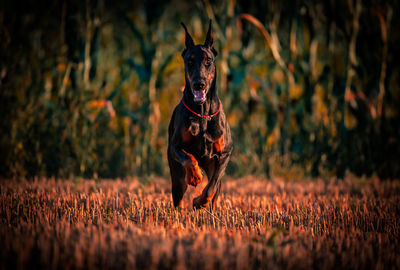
[{"xmin": 193, "ymin": 81, "xmax": 205, "ymax": 91}]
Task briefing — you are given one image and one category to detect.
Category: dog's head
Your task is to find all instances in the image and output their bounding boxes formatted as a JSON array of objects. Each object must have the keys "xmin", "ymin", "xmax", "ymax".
[{"xmin": 181, "ymin": 20, "xmax": 218, "ymax": 104}]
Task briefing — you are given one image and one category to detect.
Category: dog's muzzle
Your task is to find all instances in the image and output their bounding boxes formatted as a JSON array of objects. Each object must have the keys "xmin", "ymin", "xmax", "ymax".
[{"xmin": 191, "ymin": 81, "xmax": 209, "ymax": 104}]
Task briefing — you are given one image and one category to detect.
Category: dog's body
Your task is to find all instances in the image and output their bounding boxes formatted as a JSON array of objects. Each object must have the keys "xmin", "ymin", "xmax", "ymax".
[{"xmin": 167, "ymin": 21, "xmax": 232, "ymax": 210}]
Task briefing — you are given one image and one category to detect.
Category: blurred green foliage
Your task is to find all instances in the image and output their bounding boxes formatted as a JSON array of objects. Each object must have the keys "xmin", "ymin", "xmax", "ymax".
[{"xmin": 0, "ymin": 0, "xmax": 399, "ymax": 179}]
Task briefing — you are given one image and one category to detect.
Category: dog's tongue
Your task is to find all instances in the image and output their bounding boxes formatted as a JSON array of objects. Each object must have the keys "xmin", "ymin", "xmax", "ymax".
[{"xmin": 192, "ymin": 90, "xmax": 206, "ymax": 103}]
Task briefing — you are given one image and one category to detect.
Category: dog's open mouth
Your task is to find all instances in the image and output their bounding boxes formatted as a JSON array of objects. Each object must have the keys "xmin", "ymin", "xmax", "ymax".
[{"xmin": 191, "ymin": 85, "xmax": 209, "ymax": 104}]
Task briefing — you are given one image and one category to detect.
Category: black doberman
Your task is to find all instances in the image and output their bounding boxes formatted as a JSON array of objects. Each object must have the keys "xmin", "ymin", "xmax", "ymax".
[{"xmin": 167, "ymin": 20, "xmax": 233, "ymax": 210}]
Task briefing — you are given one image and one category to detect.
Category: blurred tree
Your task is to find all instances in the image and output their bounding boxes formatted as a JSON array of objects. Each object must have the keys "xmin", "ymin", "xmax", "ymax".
[{"xmin": 0, "ymin": 0, "xmax": 399, "ymax": 180}]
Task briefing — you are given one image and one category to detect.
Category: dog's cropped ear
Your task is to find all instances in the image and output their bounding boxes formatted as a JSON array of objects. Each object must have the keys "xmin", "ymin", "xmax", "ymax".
[
  {"xmin": 181, "ymin": 22, "xmax": 194, "ymax": 57},
  {"xmin": 204, "ymin": 20, "xmax": 218, "ymax": 57}
]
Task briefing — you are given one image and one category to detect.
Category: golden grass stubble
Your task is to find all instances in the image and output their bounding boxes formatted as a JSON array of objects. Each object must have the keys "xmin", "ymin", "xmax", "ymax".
[{"xmin": 0, "ymin": 177, "xmax": 399, "ymax": 269}]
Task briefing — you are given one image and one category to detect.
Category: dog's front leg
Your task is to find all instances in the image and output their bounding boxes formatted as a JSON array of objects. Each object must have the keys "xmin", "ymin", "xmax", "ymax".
[
  {"xmin": 169, "ymin": 131, "xmax": 203, "ymax": 187},
  {"xmin": 169, "ymin": 144, "xmax": 203, "ymax": 208},
  {"xmin": 193, "ymin": 151, "xmax": 231, "ymax": 211},
  {"xmin": 181, "ymin": 150, "xmax": 203, "ymax": 186}
]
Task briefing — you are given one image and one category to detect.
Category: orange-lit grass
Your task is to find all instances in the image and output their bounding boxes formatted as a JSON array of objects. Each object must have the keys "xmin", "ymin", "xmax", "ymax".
[{"xmin": 1, "ymin": 177, "xmax": 399, "ymax": 269}]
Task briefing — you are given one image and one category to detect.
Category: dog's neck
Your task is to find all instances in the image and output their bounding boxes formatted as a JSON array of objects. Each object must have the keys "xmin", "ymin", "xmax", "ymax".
[{"xmin": 183, "ymin": 71, "xmax": 219, "ymax": 117}]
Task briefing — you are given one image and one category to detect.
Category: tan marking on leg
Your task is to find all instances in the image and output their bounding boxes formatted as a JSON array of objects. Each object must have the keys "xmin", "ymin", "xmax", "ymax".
[
  {"xmin": 213, "ymin": 136, "xmax": 224, "ymax": 153},
  {"xmin": 211, "ymin": 196, "xmax": 218, "ymax": 211},
  {"xmin": 178, "ymin": 199, "xmax": 184, "ymax": 208},
  {"xmin": 182, "ymin": 149, "xmax": 203, "ymax": 186}
]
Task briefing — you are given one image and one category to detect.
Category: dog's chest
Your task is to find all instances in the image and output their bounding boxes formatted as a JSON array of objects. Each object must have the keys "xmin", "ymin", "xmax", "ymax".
[{"xmin": 183, "ymin": 117, "xmax": 224, "ymax": 158}]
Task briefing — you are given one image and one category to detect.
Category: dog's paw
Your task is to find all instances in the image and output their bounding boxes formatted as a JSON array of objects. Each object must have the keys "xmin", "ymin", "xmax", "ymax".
[
  {"xmin": 185, "ymin": 164, "xmax": 203, "ymax": 186},
  {"xmin": 193, "ymin": 196, "xmax": 205, "ymax": 209},
  {"xmin": 193, "ymin": 195, "xmax": 212, "ymax": 209}
]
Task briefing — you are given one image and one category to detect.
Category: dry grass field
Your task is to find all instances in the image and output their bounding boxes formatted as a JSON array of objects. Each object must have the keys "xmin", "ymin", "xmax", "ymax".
[{"xmin": 0, "ymin": 176, "xmax": 399, "ymax": 269}]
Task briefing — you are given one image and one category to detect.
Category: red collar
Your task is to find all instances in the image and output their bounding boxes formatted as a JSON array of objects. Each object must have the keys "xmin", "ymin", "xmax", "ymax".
[{"xmin": 181, "ymin": 98, "xmax": 221, "ymax": 120}]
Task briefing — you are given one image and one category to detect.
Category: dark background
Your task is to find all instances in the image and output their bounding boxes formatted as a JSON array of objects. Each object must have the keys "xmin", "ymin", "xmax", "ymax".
[{"xmin": 1, "ymin": 0, "xmax": 399, "ymax": 180}]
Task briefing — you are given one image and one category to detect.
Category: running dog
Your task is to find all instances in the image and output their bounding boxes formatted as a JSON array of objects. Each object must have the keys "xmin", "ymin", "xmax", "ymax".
[{"xmin": 167, "ymin": 20, "xmax": 233, "ymax": 210}]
